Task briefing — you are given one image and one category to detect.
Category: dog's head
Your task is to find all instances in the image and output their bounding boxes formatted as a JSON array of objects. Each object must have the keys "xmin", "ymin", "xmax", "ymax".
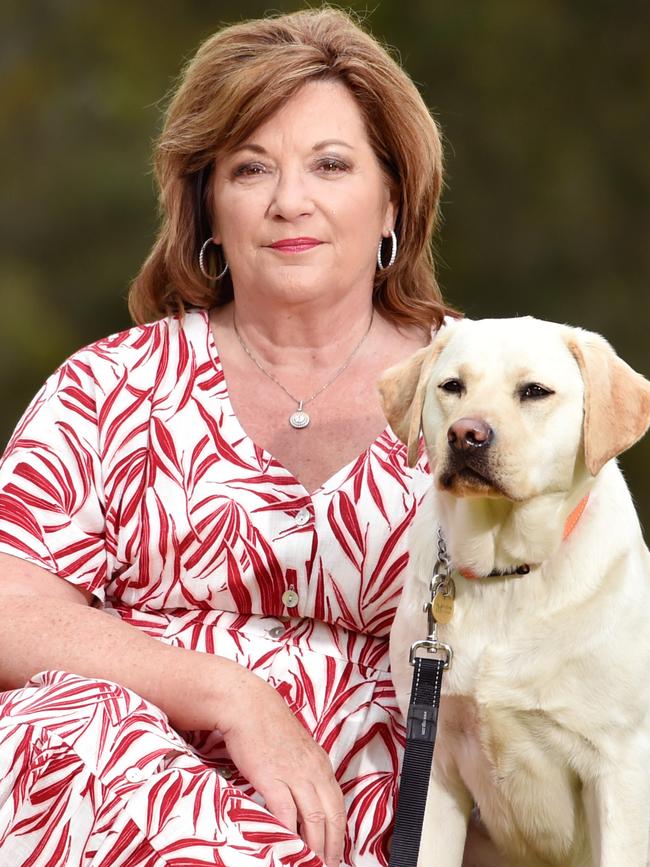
[{"xmin": 378, "ymin": 317, "xmax": 650, "ymax": 502}]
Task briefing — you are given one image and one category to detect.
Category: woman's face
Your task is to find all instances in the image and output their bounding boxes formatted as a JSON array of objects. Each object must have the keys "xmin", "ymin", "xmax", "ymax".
[{"xmin": 210, "ymin": 79, "xmax": 396, "ymax": 308}]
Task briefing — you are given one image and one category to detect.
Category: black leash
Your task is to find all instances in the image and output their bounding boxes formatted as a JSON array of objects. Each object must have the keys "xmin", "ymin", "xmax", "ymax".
[
  {"xmin": 389, "ymin": 531, "xmax": 454, "ymax": 867},
  {"xmin": 389, "ymin": 655, "xmax": 445, "ymax": 867}
]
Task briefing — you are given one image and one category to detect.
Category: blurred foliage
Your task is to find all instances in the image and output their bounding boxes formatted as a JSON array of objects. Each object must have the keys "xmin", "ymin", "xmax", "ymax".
[{"xmin": 1, "ymin": 0, "xmax": 649, "ymax": 530}]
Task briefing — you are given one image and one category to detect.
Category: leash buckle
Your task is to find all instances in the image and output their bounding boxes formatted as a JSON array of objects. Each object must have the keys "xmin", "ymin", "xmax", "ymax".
[{"xmin": 409, "ymin": 638, "xmax": 453, "ymax": 669}]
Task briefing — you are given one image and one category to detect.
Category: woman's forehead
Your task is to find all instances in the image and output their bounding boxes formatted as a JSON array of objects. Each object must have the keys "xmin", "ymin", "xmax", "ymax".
[{"xmin": 228, "ymin": 80, "xmax": 371, "ymax": 151}]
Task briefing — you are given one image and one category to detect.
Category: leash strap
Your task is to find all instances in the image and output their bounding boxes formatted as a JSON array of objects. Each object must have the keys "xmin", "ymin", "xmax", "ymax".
[{"xmin": 389, "ymin": 655, "xmax": 445, "ymax": 867}]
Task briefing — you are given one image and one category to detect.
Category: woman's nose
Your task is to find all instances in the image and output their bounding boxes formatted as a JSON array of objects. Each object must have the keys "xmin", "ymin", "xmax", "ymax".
[{"xmin": 267, "ymin": 169, "xmax": 314, "ymax": 221}]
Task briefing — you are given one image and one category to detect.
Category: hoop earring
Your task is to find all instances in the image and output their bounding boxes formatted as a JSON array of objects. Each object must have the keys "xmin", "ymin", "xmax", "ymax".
[
  {"xmin": 377, "ymin": 230, "xmax": 397, "ymax": 270},
  {"xmin": 199, "ymin": 238, "xmax": 229, "ymax": 280}
]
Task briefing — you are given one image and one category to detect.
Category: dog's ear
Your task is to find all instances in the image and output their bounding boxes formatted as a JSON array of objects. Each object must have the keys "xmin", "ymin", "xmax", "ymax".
[
  {"xmin": 378, "ymin": 340, "xmax": 445, "ymax": 467},
  {"xmin": 568, "ymin": 330, "xmax": 650, "ymax": 475}
]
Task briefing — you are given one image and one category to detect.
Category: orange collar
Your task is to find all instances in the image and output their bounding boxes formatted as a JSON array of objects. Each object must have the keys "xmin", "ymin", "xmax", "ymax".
[
  {"xmin": 459, "ymin": 494, "xmax": 590, "ymax": 581},
  {"xmin": 562, "ymin": 493, "xmax": 590, "ymax": 541}
]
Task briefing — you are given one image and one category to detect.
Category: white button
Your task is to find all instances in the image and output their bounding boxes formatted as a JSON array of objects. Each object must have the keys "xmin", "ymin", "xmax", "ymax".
[
  {"xmin": 295, "ymin": 508, "xmax": 310, "ymax": 526},
  {"xmin": 125, "ymin": 766, "xmax": 145, "ymax": 783},
  {"xmin": 268, "ymin": 625, "xmax": 286, "ymax": 639},
  {"xmin": 282, "ymin": 589, "xmax": 299, "ymax": 608},
  {"xmin": 218, "ymin": 766, "xmax": 235, "ymax": 780}
]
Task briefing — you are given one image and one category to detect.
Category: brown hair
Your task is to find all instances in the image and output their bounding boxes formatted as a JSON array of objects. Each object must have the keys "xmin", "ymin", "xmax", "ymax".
[{"xmin": 129, "ymin": 7, "xmax": 455, "ymax": 331}]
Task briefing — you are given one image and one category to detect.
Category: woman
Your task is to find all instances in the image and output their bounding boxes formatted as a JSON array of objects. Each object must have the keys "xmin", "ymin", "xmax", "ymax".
[{"xmin": 0, "ymin": 9, "xmax": 457, "ymax": 867}]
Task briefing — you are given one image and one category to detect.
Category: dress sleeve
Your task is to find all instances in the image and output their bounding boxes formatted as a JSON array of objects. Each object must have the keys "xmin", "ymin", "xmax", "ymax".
[{"xmin": 0, "ymin": 355, "xmax": 108, "ymax": 602}]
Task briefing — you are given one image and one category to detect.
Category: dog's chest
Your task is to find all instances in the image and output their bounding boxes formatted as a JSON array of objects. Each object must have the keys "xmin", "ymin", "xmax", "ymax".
[{"xmin": 437, "ymin": 693, "xmax": 592, "ymax": 865}]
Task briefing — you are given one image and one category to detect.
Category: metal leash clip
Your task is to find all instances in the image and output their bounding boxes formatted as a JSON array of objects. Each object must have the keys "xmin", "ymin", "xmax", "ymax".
[{"xmin": 409, "ymin": 528, "xmax": 454, "ymax": 669}]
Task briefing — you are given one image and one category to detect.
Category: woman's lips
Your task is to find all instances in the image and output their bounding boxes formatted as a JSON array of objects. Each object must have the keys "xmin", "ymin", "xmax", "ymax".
[{"xmin": 267, "ymin": 238, "xmax": 323, "ymax": 253}]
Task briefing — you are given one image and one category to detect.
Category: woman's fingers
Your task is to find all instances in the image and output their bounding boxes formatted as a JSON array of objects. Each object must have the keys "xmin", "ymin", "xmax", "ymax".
[
  {"xmin": 259, "ymin": 774, "xmax": 345, "ymax": 865},
  {"xmin": 262, "ymin": 781, "xmax": 298, "ymax": 834},
  {"xmin": 294, "ymin": 781, "xmax": 326, "ymax": 861},
  {"xmin": 315, "ymin": 778, "xmax": 346, "ymax": 867}
]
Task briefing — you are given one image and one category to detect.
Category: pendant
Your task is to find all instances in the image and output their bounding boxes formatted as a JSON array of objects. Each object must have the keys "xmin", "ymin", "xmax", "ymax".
[
  {"xmin": 289, "ymin": 401, "xmax": 310, "ymax": 429},
  {"xmin": 431, "ymin": 578, "xmax": 456, "ymax": 625}
]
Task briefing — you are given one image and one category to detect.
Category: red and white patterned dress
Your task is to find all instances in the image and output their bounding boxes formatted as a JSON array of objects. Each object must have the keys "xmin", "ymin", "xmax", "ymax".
[{"xmin": 0, "ymin": 309, "xmax": 431, "ymax": 866}]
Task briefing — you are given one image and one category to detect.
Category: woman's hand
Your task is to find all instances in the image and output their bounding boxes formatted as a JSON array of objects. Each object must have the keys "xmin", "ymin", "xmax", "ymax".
[{"xmin": 216, "ymin": 670, "xmax": 346, "ymax": 867}]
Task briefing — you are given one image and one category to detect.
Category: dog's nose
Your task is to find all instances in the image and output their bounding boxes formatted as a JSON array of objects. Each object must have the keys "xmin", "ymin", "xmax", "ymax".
[{"xmin": 447, "ymin": 418, "xmax": 493, "ymax": 451}]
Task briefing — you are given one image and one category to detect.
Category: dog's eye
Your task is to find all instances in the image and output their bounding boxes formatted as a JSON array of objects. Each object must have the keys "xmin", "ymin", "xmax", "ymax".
[
  {"xmin": 439, "ymin": 379, "xmax": 464, "ymax": 395},
  {"xmin": 519, "ymin": 383, "xmax": 554, "ymax": 401}
]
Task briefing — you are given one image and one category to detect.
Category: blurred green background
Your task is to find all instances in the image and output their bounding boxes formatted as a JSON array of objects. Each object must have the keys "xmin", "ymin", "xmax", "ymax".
[{"xmin": 1, "ymin": 0, "xmax": 649, "ymax": 530}]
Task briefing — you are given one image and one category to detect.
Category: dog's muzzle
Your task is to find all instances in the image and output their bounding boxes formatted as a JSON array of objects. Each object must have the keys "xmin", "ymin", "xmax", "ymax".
[{"xmin": 440, "ymin": 417, "xmax": 504, "ymax": 494}]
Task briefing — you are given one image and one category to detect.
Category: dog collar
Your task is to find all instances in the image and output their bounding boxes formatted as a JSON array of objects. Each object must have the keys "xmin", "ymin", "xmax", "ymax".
[{"xmin": 457, "ymin": 494, "xmax": 590, "ymax": 580}]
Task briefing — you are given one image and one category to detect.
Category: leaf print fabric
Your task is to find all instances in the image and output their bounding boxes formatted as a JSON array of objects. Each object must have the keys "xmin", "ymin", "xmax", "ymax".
[{"xmin": 0, "ymin": 310, "xmax": 432, "ymax": 866}]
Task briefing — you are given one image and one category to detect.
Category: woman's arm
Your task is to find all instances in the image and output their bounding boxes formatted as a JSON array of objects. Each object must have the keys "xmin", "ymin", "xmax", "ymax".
[{"xmin": 0, "ymin": 553, "xmax": 345, "ymax": 867}]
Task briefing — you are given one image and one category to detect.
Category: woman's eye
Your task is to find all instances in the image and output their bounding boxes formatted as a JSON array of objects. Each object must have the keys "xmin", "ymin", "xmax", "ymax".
[
  {"xmin": 519, "ymin": 383, "xmax": 554, "ymax": 401},
  {"xmin": 315, "ymin": 157, "xmax": 349, "ymax": 173},
  {"xmin": 233, "ymin": 162, "xmax": 267, "ymax": 177},
  {"xmin": 439, "ymin": 379, "xmax": 464, "ymax": 395}
]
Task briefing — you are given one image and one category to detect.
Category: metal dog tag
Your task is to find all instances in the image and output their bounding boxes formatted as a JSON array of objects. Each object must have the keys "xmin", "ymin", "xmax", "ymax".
[{"xmin": 431, "ymin": 579, "xmax": 456, "ymax": 625}]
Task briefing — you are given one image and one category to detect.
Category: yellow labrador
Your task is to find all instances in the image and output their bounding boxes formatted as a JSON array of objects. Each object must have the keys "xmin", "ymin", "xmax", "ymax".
[{"xmin": 380, "ymin": 317, "xmax": 650, "ymax": 867}]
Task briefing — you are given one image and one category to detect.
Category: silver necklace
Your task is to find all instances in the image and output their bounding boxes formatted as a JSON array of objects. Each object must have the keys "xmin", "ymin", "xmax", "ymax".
[{"xmin": 233, "ymin": 309, "xmax": 374, "ymax": 429}]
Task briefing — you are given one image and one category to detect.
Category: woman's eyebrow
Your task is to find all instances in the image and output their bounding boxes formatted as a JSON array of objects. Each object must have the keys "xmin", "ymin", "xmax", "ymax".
[
  {"xmin": 230, "ymin": 143, "xmax": 266, "ymax": 154},
  {"xmin": 230, "ymin": 139, "xmax": 355, "ymax": 155},
  {"xmin": 313, "ymin": 139, "xmax": 354, "ymax": 150}
]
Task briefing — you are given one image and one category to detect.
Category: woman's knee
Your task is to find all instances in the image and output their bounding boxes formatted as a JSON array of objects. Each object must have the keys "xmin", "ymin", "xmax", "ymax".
[
  {"xmin": 0, "ymin": 670, "xmax": 183, "ymax": 779},
  {"xmin": 2, "ymin": 669, "xmax": 158, "ymax": 729}
]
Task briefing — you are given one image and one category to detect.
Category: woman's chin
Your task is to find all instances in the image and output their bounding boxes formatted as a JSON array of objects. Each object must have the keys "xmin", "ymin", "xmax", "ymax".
[{"xmin": 237, "ymin": 270, "xmax": 345, "ymax": 306}]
